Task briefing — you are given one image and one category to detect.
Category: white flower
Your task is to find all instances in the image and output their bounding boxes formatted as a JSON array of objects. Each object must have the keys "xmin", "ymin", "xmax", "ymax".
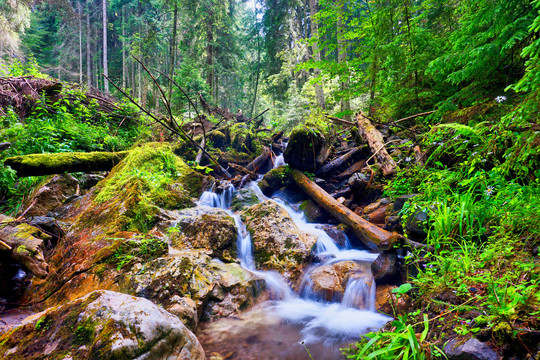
[
  {"xmin": 485, "ymin": 186, "xmax": 495, "ymax": 196},
  {"xmin": 405, "ymin": 157, "xmax": 412, "ymax": 162},
  {"xmin": 495, "ymin": 95, "xmax": 507, "ymax": 103}
]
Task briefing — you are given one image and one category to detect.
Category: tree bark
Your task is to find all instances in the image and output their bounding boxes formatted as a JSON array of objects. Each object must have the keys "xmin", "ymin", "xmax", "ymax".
[
  {"xmin": 356, "ymin": 112, "xmax": 397, "ymax": 176},
  {"xmin": 309, "ymin": 0, "xmax": 325, "ymax": 109},
  {"xmin": 206, "ymin": 11, "xmax": 214, "ymax": 98},
  {"xmin": 337, "ymin": 2, "xmax": 350, "ymax": 120},
  {"xmin": 102, "ymin": 0, "xmax": 109, "ymax": 92},
  {"xmin": 4, "ymin": 151, "xmax": 128, "ymax": 177},
  {"xmin": 86, "ymin": 0, "xmax": 91, "ymax": 87},
  {"xmin": 290, "ymin": 169, "xmax": 401, "ymax": 251},
  {"xmin": 316, "ymin": 146, "xmax": 363, "ymax": 177},
  {"xmin": 245, "ymin": 146, "xmax": 271, "ymax": 172},
  {"xmin": 169, "ymin": 2, "xmax": 178, "ymax": 100},
  {"xmin": 78, "ymin": 2, "xmax": 83, "ymax": 84},
  {"xmin": 122, "ymin": 6, "xmax": 126, "ymax": 89}
]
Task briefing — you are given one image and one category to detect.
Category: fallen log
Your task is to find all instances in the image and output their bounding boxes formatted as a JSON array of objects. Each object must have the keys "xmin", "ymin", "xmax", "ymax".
[
  {"xmin": 327, "ymin": 116, "xmax": 355, "ymax": 127},
  {"xmin": 245, "ymin": 146, "xmax": 271, "ymax": 172},
  {"xmin": 336, "ymin": 159, "xmax": 366, "ymax": 179},
  {"xmin": 4, "ymin": 151, "xmax": 128, "ymax": 177},
  {"xmin": 356, "ymin": 112, "xmax": 397, "ymax": 177},
  {"xmin": 228, "ymin": 162, "xmax": 257, "ymax": 178},
  {"xmin": 290, "ymin": 169, "xmax": 401, "ymax": 251},
  {"xmin": 316, "ymin": 146, "xmax": 363, "ymax": 177}
]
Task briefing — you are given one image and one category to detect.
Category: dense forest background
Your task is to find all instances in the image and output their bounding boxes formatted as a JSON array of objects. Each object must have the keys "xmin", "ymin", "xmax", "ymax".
[{"xmin": 2, "ymin": 0, "xmax": 538, "ymax": 130}]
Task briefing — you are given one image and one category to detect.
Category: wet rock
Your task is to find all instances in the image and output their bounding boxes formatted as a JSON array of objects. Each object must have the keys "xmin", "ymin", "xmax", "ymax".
[
  {"xmin": 284, "ymin": 124, "xmax": 330, "ymax": 172},
  {"xmin": 17, "ymin": 174, "xmax": 79, "ymax": 217},
  {"xmin": 406, "ymin": 210, "xmax": 428, "ymax": 238},
  {"xmin": 167, "ymin": 296, "xmax": 199, "ymax": 331},
  {"xmin": 375, "ymin": 285, "xmax": 411, "ymax": 315},
  {"xmin": 231, "ymin": 188, "xmax": 260, "ymax": 212},
  {"xmin": 79, "ymin": 173, "xmax": 106, "ymax": 190},
  {"xmin": 0, "ymin": 214, "xmax": 51, "ymax": 278},
  {"xmin": 305, "ymin": 261, "xmax": 373, "ymax": 306},
  {"xmin": 444, "ymin": 337, "xmax": 499, "ymax": 360},
  {"xmin": 299, "ymin": 199, "xmax": 329, "ymax": 223},
  {"xmin": 27, "ymin": 215, "xmax": 65, "ymax": 249},
  {"xmin": 0, "ymin": 290, "xmax": 205, "ymax": 360},
  {"xmin": 241, "ymin": 200, "xmax": 317, "ymax": 282},
  {"xmin": 119, "ymin": 253, "xmax": 263, "ymax": 322},
  {"xmin": 384, "ymin": 215, "xmax": 401, "ymax": 231},
  {"xmin": 371, "ymin": 252, "xmax": 397, "ymax": 281},
  {"xmin": 394, "ymin": 194, "xmax": 418, "ymax": 212},
  {"xmin": 348, "ymin": 172, "xmax": 370, "ymax": 190},
  {"xmin": 168, "ymin": 206, "xmax": 238, "ymax": 261},
  {"xmin": 258, "ymin": 166, "xmax": 290, "ymax": 196},
  {"xmin": 320, "ymin": 225, "xmax": 349, "ymax": 248}
]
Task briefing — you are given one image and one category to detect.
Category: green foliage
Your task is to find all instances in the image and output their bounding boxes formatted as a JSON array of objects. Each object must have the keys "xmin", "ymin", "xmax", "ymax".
[{"xmin": 344, "ymin": 314, "xmax": 444, "ymax": 360}]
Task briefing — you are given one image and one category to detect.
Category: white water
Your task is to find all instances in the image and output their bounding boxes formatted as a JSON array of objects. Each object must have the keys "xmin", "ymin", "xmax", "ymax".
[{"xmin": 197, "ymin": 150, "xmax": 391, "ymax": 344}]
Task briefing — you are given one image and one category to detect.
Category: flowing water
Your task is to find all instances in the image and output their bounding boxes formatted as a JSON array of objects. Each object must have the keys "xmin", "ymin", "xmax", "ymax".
[{"xmin": 197, "ymin": 152, "xmax": 391, "ymax": 359}]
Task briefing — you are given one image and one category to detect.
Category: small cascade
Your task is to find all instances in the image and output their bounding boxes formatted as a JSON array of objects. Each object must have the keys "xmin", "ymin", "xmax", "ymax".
[
  {"xmin": 199, "ymin": 184, "xmax": 235, "ymax": 209},
  {"xmin": 197, "ymin": 147, "xmax": 391, "ymax": 347},
  {"xmin": 341, "ymin": 277, "xmax": 376, "ymax": 311}
]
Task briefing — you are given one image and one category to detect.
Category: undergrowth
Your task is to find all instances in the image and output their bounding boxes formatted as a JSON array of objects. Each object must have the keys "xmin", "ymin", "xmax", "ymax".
[{"xmin": 348, "ymin": 98, "xmax": 539, "ymax": 359}]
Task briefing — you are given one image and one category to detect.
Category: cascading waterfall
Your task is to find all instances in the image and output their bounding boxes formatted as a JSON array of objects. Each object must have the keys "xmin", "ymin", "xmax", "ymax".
[{"xmin": 197, "ymin": 149, "xmax": 390, "ymax": 345}]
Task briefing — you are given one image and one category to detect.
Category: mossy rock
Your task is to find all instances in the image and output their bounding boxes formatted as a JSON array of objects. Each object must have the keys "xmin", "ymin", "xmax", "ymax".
[
  {"xmin": 283, "ymin": 123, "xmax": 331, "ymax": 172},
  {"xmin": 299, "ymin": 199, "xmax": 329, "ymax": 223},
  {"xmin": 218, "ymin": 150, "xmax": 254, "ymax": 166},
  {"xmin": 241, "ymin": 200, "xmax": 317, "ymax": 283},
  {"xmin": 231, "ymin": 188, "xmax": 260, "ymax": 212},
  {"xmin": 208, "ymin": 130, "xmax": 227, "ymax": 149},
  {"xmin": 168, "ymin": 206, "xmax": 238, "ymax": 262},
  {"xmin": 0, "ymin": 290, "xmax": 205, "ymax": 359},
  {"xmin": 77, "ymin": 142, "xmax": 203, "ymax": 234},
  {"xmin": 258, "ymin": 165, "xmax": 291, "ymax": 196}
]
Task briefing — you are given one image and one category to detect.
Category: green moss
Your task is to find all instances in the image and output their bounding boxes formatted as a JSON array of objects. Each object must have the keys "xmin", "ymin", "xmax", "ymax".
[{"xmin": 74, "ymin": 319, "xmax": 96, "ymax": 344}]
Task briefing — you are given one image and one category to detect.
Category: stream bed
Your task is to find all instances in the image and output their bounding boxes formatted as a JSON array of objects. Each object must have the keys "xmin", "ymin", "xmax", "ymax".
[{"xmin": 194, "ymin": 161, "xmax": 391, "ymax": 359}]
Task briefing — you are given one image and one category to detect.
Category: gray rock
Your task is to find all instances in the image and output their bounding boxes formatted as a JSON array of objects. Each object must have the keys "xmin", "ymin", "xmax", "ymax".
[
  {"xmin": 371, "ymin": 252, "xmax": 397, "ymax": 281},
  {"xmin": 406, "ymin": 210, "xmax": 428, "ymax": 238},
  {"xmin": 17, "ymin": 174, "xmax": 79, "ymax": 217},
  {"xmin": 231, "ymin": 188, "xmax": 260, "ymax": 212},
  {"xmin": 0, "ymin": 290, "xmax": 205, "ymax": 360},
  {"xmin": 168, "ymin": 206, "xmax": 238, "ymax": 262},
  {"xmin": 394, "ymin": 194, "xmax": 419, "ymax": 212},
  {"xmin": 444, "ymin": 337, "xmax": 499, "ymax": 360},
  {"xmin": 348, "ymin": 172, "xmax": 370, "ymax": 190}
]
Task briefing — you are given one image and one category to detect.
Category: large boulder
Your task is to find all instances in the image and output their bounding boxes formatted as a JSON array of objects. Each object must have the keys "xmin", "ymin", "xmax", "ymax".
[
  {"xmin": 284, "ymin": 124, "xmax": 330, "ymax": 172},
  {"xmin": 241, "ymin": 200, "xmax": 317, "ymax": 282},
  {"xmin": 168, "ymin": 206, "xmax": 238, "ymax": 262},
  {"xmin": 257, "ymin": 166, "xmax": 291, "ymax": 196},
  {"xmin": 303, "ymin": 261, "xmax": 373, "ymax": 307},
  {"xmin": 22, "ymin": 143, "xmax": 204, "ymax": 307},
  {"xmin": 0, "ymin": 290, "xmax": 205, "ymax": 360},
  {"xmin": 17, "ymin": 174, "xmax": 79, "ymax": 217},
  {"xmin": 119, "ymin": 252, "xmax": 264, "ymax": 325},
  {"xmin": 0, "ymin": 214, "xmax": 51, "ymax": 278}
]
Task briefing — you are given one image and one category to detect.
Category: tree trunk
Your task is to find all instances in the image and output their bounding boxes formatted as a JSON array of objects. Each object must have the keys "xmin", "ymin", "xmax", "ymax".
[
  {"xmin": 169, "ymin": 2, "xmax": 178, "ymax": 100},
  {"xmin": 356, "ymin": 112, "xmax": 397, "ymax": 176},
  {"xmin": 102, "ymin": 0, "xmax": 109, "ymax": 92},
  {"xmin": 78, "ymin": 2, "xmax": 83, "ymax": 84},
  {"xmin": 86, "ymin": 0, "xmax": 91, "ymax": 87},
  {"xmin": 290, "ymin": 169, "xmax": 400, "ymax": 251},
  {"xmin": 250, "ymin": 32, "xmax": 261, "ymax": 117},
  {"xmin": 337, "ymin": 3, "xmax": 350, "ymax": 120},
  {"xmin": 206, "ymin": 11, "xmax": 214, "ymax": 98},
  {"xmin": 309, "ymin": 0, "xmax": 325, "ymax": 109},
  {"xmin": 122, "ymin": 6, "xmax": 126, "ymax": 89}
]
